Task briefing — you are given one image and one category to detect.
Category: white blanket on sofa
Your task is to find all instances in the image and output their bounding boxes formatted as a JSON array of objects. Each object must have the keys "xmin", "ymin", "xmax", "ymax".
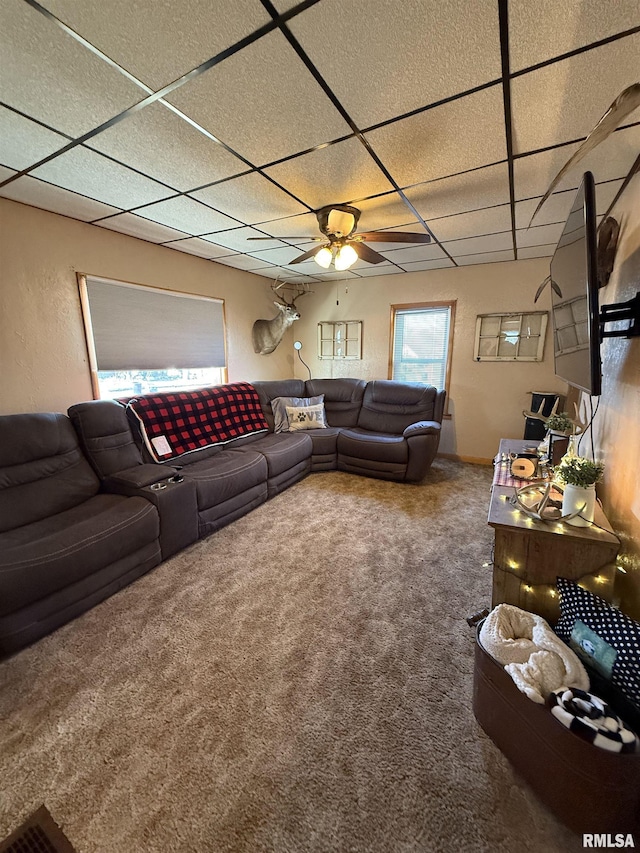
[{"xmin": 479, "ymin": 603, "xmax": 589, "ymax": 704}]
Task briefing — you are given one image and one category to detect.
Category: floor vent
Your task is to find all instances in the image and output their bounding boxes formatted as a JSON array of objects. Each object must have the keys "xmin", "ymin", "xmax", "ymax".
[{"xmin": 0, "ymin": 806, "xmax": 79, "ymax": 853}]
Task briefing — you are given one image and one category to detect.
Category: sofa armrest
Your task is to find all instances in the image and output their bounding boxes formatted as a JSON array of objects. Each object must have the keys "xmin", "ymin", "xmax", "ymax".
[
  {"xmin": 402, "ymin": 420, "xmax": 441, "ymax": 439},
  {"xmin": 103, "ymin": 464, "xmax": 180, "ymax": 490},
  {"xmin": 103, "ymin": 465, "xmax": 198, "ymax": 559}
]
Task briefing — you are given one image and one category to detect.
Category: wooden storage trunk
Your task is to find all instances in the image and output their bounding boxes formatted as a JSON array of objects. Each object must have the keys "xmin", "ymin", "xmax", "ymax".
[{"xmin": 473, "ymin": 626, "xmax": 640, "ymax": 835}]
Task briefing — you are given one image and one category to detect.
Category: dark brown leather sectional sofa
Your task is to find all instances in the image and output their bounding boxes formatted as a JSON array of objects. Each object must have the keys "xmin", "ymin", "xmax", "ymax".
[{"xmin": 0, "ymin": 378, "xmax": 445, "ymax": 656}]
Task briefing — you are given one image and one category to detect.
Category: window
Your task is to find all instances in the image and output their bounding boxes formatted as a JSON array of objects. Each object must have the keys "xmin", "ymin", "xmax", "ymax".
[
  {"xmin": 78, "ymin": 274, "xmax": 227, "ymax": 399},
  {"xmin": 317, "ymin": 321, "xmax": 362, "ymax": 359},
  {"xmin": 390, "ymin": 302, "xmax": 455, "ymax": 402},
  {"xmin": 474, "ymin": 312, "xmax": 548, "ymax": 361}
]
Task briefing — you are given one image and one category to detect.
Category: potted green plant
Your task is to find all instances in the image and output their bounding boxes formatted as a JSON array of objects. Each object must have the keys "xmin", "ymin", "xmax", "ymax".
[
  {"xmin": 545, "ymin": 411, "xmax": 575, "ymax": 435},
  {"xmin": 554, "ymin": 456, "xmax": 604, "ymax": 527}
]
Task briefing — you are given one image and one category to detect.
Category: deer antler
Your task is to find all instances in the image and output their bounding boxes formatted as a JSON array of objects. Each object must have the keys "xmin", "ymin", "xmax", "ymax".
[{"xmin": 271, "ymin": 282, "xmax": 312, "ymax": 306}]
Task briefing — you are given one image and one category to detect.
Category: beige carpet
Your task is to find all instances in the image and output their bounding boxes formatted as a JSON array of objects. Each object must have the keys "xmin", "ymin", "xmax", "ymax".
[{"xmin": 0, "ymin": 459, "xmax": 583, "ymax": 853}]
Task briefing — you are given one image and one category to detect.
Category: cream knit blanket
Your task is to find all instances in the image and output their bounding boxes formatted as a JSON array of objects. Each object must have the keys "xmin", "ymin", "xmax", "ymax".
[{"xmin": 479, "ymin": 603, "xmax": 589, "ymax": 704}]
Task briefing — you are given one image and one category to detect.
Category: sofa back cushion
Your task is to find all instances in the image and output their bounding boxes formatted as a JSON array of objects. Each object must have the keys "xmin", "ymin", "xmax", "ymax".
[
  {"xmin": 0, "ymin": 413, "xmax": 100, "ymax": 533},
  {"xmin": 305, "ymin": 379, "xmax": 366, "ymax": 427},
  {"xmin": 251, "ymin": 380, "xmax": 306, "ymax": 431},
  {"xmin": 68, "ymin": 399, "xmax": 144, "ymax": 478},
  {"xmin": 357, "ymin": 381, "xmax": 444, "ymax": 433}
]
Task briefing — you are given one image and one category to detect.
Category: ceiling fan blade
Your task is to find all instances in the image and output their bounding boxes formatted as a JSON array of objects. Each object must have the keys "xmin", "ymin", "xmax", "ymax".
[
  {"xmin": 289, "ymin": 246, "xmax": 325, "ymax": 264},
  {"xmin": 354, "ymin": 242, "xmax": 386, "ymax": 264},
  {"xmin": 357, "ymin": 231, "xmax": 432, "ymax": 243}
]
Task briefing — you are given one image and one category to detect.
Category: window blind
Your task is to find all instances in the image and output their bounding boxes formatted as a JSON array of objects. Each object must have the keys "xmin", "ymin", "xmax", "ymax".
[
  {"xmin": 392, "ymin": 306, "xmax": 451, "ymax": 388},
  {"xmin": 85, "ymin": 277, "xmax": 225, "ymax": 370}
]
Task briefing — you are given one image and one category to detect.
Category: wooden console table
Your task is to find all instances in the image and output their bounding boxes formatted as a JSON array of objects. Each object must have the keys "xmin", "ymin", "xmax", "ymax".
[{"xmin": 488, "ymin": 439, "xmax": 619, "ymax": 623}]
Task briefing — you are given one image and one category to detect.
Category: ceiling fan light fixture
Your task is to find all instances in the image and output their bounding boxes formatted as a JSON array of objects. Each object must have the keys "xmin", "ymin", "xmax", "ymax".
[
  {"xmin": 326, "ymin": 208, "xmax": 356, "ymax": 237},
  {"xmin": 335, "ymin": 243, "xmax": 358, "ymax": 271},
  {"xmin": 315, "ymin": 246, "xmax": 333, "ymax": 268}
]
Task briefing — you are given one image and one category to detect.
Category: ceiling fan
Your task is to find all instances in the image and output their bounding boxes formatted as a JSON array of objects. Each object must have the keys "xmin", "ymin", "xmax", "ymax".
[{"xmin": 248, "ymin": 204, "xmax": 432, "ymax": 270}]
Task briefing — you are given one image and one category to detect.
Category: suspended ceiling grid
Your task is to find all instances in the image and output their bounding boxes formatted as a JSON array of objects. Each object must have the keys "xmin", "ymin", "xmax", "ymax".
[{"xmin": 0, "ymin": 0, "xmax": 638, "ymax": 283}]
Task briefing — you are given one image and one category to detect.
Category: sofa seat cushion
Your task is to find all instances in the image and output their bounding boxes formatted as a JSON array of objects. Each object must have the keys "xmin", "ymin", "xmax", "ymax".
[
  {"xmin": 337, "ymin": 428, "xmax": 408, "ymax": 464},
  {"xmin": 180, "ymin": 449, "xmax": 268, "ymax": 510},
  {"xmin": 308, "ymin": 426, "xmax": 341, "ymax": 457},
  {"xmin": 0, "ymin": 494, "xmax": 159, "ymax": 616},
  {"xmin": 241, "ymin": 432, "xmax": 312, "ymax": 478}
]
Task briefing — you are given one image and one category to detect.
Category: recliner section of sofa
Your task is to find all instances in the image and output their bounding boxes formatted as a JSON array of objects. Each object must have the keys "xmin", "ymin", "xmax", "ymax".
[{"xmin": 0, "ymin": 412, "xmax": 162, "ymax": 657}]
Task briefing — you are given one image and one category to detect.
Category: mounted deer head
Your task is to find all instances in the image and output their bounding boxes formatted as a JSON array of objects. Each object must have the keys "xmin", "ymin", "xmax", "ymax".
[{"xmin": 252, "ymin": 287, "xmax": 308, "ymax": 355}]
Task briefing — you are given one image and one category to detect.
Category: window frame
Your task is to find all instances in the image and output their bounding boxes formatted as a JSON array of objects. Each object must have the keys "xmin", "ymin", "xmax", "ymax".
[
  {"xmin": 78, "ymin": 273, "xmax": 228, "ymax": 400},
  {"xmin": 388, "ymin": 301, "xmax": 456, "ymax": 418}
]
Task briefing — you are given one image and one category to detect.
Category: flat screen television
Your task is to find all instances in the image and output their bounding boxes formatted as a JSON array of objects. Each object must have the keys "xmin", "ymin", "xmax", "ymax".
[{"xmin": 549, "ymin": 171, "xmax": 601, "ymax": 396}]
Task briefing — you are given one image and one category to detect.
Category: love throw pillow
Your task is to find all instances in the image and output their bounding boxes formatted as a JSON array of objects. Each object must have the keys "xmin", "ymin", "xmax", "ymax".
[
  {"xmin": 285, "ymin": 403, "xmax": 327, "ymax": 431},
  {"xmin": 271, "ymin": 395, "xmax": 325, "ymax": 433}
]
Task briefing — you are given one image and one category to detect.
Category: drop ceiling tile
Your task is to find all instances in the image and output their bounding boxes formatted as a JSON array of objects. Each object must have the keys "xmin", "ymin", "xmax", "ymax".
[
  {"xmin": 516, "ymin": 223, "xmax": 564, "ymax": 248},
  {"xmin": 0, "ymin": 107, "xmax": 68, "ymax": 171},
  {"xmin": 136, "ymin": 195, "xmax": 239, "ymax": 234},
  {"xmin": 0, "ymin": 175, "xmax": 121, "ymax": 221},
  {"xmin": 350, "ymin": 264, "xmax": 399, "ymax": 277},
  {"xmin": 442, "ymin": 232, "xmax": 513, "ymax": 256},
  {"xmin": 250, "ymin": 266, "xmax": 320, "ymax": 281},
  {"xmin": 86, "ymin": 103, "xmax": 248, "ymax": 192},
  {"xmin": 399, "ymin": 258, "xmax": 456, "ymax": 272},
  {"xmin": 455, "ymin": 249, "xmax": 515, "ymax": 265},
  {"xmin": 405, "ymin": 163, "xmax": 511, "ymax": 221},
  {"xmin": 352, "ymin": 194, "xmax": 420, "ymax": 232},
  {"xmin": 96, "ymin": 213, "xmax": 188, "ymax": 243},
  {"xmin": 264, "ymin": 137, "xmax": 394, "ymax": 210},
  {"xmin": 511, "ymin": 33, "xmax": 640, "ymax": 154},
  {"xmin": 311, "ymin": 269, "xmax": 361, "ymax": 281},
  {"xmin": 200, "ymin": 226, "xmax": 289, "ymax": 253},
  {"xmin": 162, "ymin": 237, "xmax": 236, "ymax": 259},
  {"xmin": 213, "ymin": 254, "xmax": 272, "ymax": 270},
  {"xmin": 364, "ymin": 85, "xmax": 507, "ymax": 188},
  {"xmin": 518, "ymin": 245, "xmax": 556, "ymax": 259},
  {"xmin": 256, "ymin": 212, "xmax": 322, "ymax": 240},
  {"xmin": 513, "ymin": 124, "xmax": 640, "ymax": 200},
  {"xmin": 190, "ymin": 172, "xmax": 308, "ymax": 225},
  {"xmin": 246, "ymin": 246, "xmax": 307, "ymax": 265},
  {"xmin": 514, "ymin": 179, "xmax": 624, "ymax": 229},
  {"xmin": 382, "ymin": 244, "xmax": 449, "ymax": 263},
  {"xmin": 0, "ymin": 0, "xmax": 146, "ymax": 138},
  {"xmin": 32, "ymin": 147, "xmax": 174, "ymax": 209},
  {"xmin": 429, "ymin": 204, "xmax": 513, "ymax": 242},
  {"xmin": 166, "ymin": 29, "xmax": 351, "ymax": 166},
  {"xmin": 41, "ymin": 0, "xmax": 271, "ymax": 90},
  {"xmin": 288, "ymin": 0, "xmax": 502, "ymax": 127},
  {"xmin": 509, "ymin": 0, "xmax": 640, "ymax": 73},
  {"xmin": 0, "ymin": 166, "xmax": 17, "ymax": 182}
]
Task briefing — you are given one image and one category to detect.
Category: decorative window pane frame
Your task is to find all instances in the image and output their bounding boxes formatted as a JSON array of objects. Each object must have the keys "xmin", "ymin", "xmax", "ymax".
[
  {"xmin": 317, "ymin": 321, "xmax": 362, "ymax": 359},
  {"xmin": 474, "ymin": 311, "xmax": 548, "ymax": 362}
]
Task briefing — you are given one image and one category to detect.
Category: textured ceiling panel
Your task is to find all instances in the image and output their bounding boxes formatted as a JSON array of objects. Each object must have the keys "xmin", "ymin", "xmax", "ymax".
[
  {"xmin": 288, "ymin": 0, "xmax": 501, "ymax": 127},
  {"xmin": 245, "ymin": 245, "xmax": 308, "ymax": 265},
  {"xmin": 166, "ymin": 29, "xmax": 351, "ymax": 166},
  {"xmin": 348, "ymin": 264, "xmax": 399, "ymax": 277},
  {"xmin": 201, "ymin": 226, "xmax": 289, "ymax": 253},
  {"xmin": 454, "ymin": 249, "xmax": 515, "ymax": 265},
  {"xmin": 352, "ymin": 195, "xmax": 420, "ymax": 232},
  {"xmin": 86, "ymin": 102, "xmax": 248, "ymax": 192},
  {"xmin": 135, "ymin": 196, "xmax": 240, "ymax": 234},
  {"xmin": 511, "ymin": 33, "xmax": 640, "ymax": 155},
  {"xmin": 442, "ymin": 232, "xmax": 513, "ymax": 257},
  {"xmin": 0, "ymin": 166, "xmax": 17, "ymax": 182},
  {"xmin": 40, "ymin": 0, "xmax": 271, "ymax": 90},
  {"xmin": 405, "ymin": 163, "xmax": 511, "ymax": 222},
  {"xmin": 514, "ymin": 179, "xmax": 624, "ymax": 229},
  {"xmin": 0, "ymin": 0, "xmax": 146, "ymax": 137},
  {"xmin": 381, "ymin": 244, "xmax": 449, "ymax": 263},
  {"xmin": 96, "ymin": 213, "xmax": 188, "ymax": 243},
  {"xmin": 400, "ymin": 258, "xmax": 456, "ymax": 272},
  {"xmin": 255, "ymin": 212, "xmax": 322, "ymax": 240},
  {"xmin": 516, "ymin": 223, "xmax": 564, "ymax": 248},
  {"xmin": 0, "ymin": 107, "xmax": 67, "ymax": 171},
  {"xmin": 513, "ymin": 123, "xmax": 640, "ymax": 201},
  {"xmin": 160, "ymin": 237, "xmax": 235, "ymax": 259},
  {"xmin": 364, "ymin": 85, "xmax": 507, "ymax": 188},
  {"xmin": 263, "ymin": 137, "xmax": 394, "ymax": 210},
  {"xmin": 0, "ymin": 175, "xmax": 120, "ymax": 221},
  {"xmin": 429, "ymin": 204, "xmax": 513, "ymax": 242},
  {"xmin": 213, "ymin": 254, "xmax": 272, "ymax": 270},
  {"xmin": 518, "ymin": 244, "xmax": 555, "ymax": 259},
  {"xmin": 509, "ymin": 0, "xmax": 640, "ymax": 72},
  {"xmin": 32, "ymin": 147, "xmax": 173, "ymax": 209},
  {"xmin": 190, "ymin": 172, "xmax": 309, "ymax": 224}
]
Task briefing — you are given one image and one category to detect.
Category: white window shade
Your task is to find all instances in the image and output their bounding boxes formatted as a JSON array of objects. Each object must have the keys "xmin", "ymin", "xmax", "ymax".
[
  {"xmin": 85, "ymin": 276, "xmax": 225, "ymax": 370},
  {"xmin": 392, "ymin": 306, "xmax": 451, "ymax": 388}
]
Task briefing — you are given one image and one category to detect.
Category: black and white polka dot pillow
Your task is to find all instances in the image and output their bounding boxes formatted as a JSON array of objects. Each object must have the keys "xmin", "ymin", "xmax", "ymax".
[{"xmin": 555, "ymin": 577, "xmax": 640, "ymax": 708}]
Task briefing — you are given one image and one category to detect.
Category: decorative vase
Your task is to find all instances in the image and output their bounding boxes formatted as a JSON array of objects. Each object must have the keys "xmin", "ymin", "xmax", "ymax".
[{"xmin": 562, "ymin": 483, "xmax": 596, "ymax": 527}]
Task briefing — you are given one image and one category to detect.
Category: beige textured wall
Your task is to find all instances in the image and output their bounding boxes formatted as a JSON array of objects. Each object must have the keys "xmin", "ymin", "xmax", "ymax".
[
  {"xmin": 292, "ymin": 260, "xmax": 566, "ymax": 460},
  {"xmin": 590, "ymin": 172, "xmax": 640, "ymax": 617},
  {"xmin": 0, "ymin": 198, "xmax": 295, "ymax": 414}
]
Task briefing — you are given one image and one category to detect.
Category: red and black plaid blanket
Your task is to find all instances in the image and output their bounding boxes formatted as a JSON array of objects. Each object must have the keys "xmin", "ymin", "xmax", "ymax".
[{"xmin": 126, "ymin": 382, "xmax": 268, "ymax": 462}]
